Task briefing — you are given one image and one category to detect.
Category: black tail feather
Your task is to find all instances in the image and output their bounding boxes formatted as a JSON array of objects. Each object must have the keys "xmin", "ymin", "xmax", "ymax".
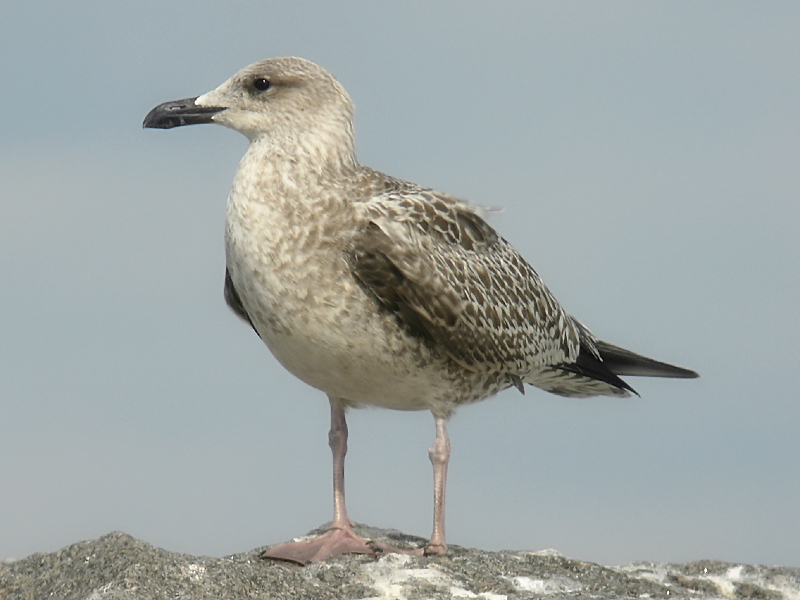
[
  {"xmin": 595, "ymin": 340, "xmax": 699, "ymax": 379},
  {"xmin": 555, "ymin": 339, "xmax": 698, "ymax": 397},
  {"xmin": 557, "ymin": 344, "xmax": 640, "ymax": 396}
]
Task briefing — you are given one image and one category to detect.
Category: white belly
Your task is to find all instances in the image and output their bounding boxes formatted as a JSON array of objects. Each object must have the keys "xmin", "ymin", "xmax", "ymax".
[
  {"xmin": 226, "ymin": 212, "xmax": 449, "ymax": 411},
  {"xmin": 259, "ymin": 324, "xmax": 441, "ymax": 411}
]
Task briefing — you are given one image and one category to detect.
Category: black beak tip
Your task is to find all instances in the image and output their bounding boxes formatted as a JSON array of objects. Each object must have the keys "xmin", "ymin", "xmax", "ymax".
[
  {"xmin": 141, "ymin": 104, "xmax": 172, "ymax": 129},
  {"xmin": 142, "ymin": 97, "xmax": 224, "ymax": 130}
]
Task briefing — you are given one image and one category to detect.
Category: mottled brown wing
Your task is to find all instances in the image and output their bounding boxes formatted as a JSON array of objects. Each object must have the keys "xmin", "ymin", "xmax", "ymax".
[{"xmin": 350, "ymin": 194, "xmax": 580, "ymax": 375}]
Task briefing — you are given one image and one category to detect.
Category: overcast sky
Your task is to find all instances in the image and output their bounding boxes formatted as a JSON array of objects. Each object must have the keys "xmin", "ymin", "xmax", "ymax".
[{"xmin": 1, "ymin": 1, "xmax": 798, "ymax": 568}]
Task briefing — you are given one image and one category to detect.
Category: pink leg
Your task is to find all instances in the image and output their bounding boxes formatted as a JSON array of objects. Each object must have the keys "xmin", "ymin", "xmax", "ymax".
[
  {"xmin": 362, "ymin": 413, "xmax": 453, "ymax": 558},
  {"xmin": 261, "ymin": 397, "xmax": 377, "ymax": 564},
  {"xmin": 425, "ymin": 415, "xmax": 450, "ymax": 555}
]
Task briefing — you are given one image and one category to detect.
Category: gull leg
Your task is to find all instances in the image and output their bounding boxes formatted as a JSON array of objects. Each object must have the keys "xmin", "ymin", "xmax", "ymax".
[
  {"xmin": 425, "ymin": 415, "xmax": 450, "ymax": 555},
  {"xmin": 368, "ymin": 413, "xmax": 453, "ymax": 558},
  {"xmin": 261, "ymin": 397, "xmax": 377, "ymax": 564}
]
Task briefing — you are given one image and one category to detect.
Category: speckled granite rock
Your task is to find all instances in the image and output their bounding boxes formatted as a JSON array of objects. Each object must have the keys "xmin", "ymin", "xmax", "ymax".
[{"xmin": 1, "ymin": 525, "xmax": 798, "ymax": 600}]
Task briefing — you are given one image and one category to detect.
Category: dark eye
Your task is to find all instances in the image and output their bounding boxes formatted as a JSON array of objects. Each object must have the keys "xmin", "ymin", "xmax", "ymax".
[{"xmin": 253, "ymin": 77, "xmax": 271, "ymax": 91}]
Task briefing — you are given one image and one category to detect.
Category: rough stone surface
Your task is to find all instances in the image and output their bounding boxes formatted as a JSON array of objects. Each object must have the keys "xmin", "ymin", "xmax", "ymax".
[{"xmin": 2, "ymin": 525, "xmax": 798, "ymax": 600}]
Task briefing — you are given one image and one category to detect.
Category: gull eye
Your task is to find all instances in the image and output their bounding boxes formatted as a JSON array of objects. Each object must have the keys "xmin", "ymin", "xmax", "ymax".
[{"xmin": 253, "ymin": 77, "xmax": 271, "ymax": 91}]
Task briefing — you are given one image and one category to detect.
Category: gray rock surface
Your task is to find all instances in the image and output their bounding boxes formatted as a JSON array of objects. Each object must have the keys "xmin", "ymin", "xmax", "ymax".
[{"xmin": 2, "ymin": 525, "xmax": 798, "ymax": 600}]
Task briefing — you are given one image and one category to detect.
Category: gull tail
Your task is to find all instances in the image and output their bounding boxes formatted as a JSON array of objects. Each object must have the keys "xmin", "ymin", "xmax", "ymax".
[
  {"xmin": 595, "ymin": 340, "xmax": 699, "ymax": 379},
  {"xmin": 549, "ymin": 318, "xmax": 699, "ymax": 397}
]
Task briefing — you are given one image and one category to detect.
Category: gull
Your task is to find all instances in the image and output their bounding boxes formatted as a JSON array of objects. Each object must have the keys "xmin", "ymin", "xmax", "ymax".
[{"xmin": 143, "ymin": 57, "xmax": 698, "ymax": 564}]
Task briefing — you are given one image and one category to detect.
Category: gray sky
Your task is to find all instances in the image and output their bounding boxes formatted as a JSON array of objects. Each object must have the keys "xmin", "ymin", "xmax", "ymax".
[{"xmin": 1, "ymin": 1, "xmax": 798, "ymax": 567}]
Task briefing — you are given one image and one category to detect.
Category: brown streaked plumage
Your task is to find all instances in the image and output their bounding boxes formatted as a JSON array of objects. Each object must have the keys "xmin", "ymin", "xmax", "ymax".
[{"xmin": 143, "ymin": 57, "xmax": 698, "ymax": 564}]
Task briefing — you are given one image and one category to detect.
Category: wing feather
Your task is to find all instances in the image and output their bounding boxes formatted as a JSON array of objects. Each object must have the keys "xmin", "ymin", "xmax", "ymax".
[
  {"xmin": 350, "ymin": 192, "xmax": 580, "ymax": 376},
  {"xmin": 224, "ymin": 267, "xmax": 262, "ymax": 339}
]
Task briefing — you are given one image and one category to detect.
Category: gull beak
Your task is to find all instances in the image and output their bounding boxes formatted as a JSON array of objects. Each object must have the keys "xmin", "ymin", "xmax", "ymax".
[{"xmin": 142, "ymin": 97, "xmax": 225, "ymax": 129}]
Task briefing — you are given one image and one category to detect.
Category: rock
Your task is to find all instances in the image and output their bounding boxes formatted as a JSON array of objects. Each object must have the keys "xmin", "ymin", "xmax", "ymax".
[{"xmin": 1, "ymin": 525, "xmax": 798, "ymax": 599}]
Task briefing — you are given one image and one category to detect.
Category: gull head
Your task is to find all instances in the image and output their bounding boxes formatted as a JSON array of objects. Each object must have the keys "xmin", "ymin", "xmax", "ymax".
[{"xmin": 143, "ymin": 57, "xmax": 355, "ymax": 148}]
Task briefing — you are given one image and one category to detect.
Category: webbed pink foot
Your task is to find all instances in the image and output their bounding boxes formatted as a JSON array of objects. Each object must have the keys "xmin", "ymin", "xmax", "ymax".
[{"xmin": 260, "ymin": 526, "xmax": 379, "ymax": 564}]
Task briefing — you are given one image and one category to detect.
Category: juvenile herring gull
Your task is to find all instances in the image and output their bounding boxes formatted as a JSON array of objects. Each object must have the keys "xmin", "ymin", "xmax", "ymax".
[{"xmin": 143, "ymin": 57, "xmax": 698, "ymax": 564}]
